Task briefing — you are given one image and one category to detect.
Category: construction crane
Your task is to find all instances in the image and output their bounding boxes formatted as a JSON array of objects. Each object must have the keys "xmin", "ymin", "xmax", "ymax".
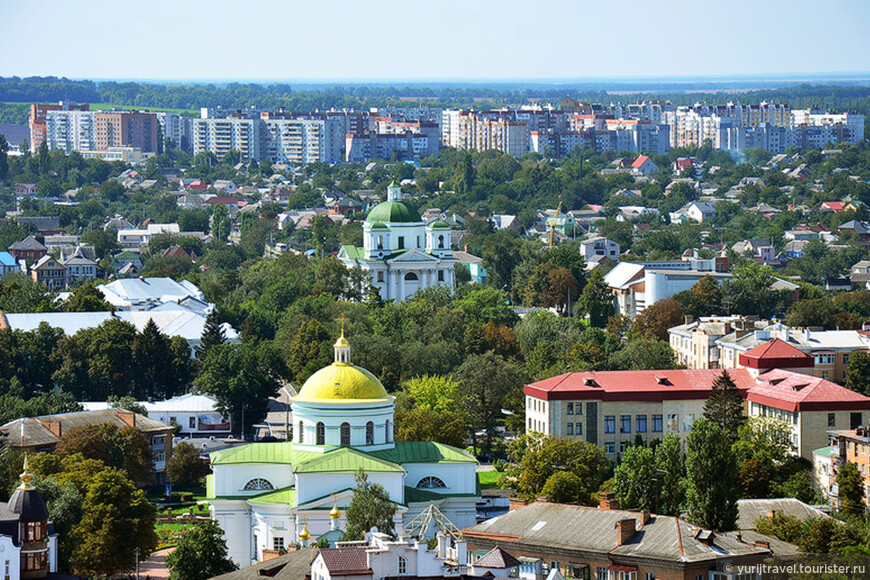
[{"xmin": 547, "ymin": 201, "xmax": 563, "ymax": 249}]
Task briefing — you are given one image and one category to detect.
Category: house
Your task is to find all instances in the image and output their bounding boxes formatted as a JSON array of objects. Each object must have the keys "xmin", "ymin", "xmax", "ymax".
[
  {"xmin": 490, "ymin": 214, "xmax": 521, "ymax": 231},
  {"xmin": 161, "ymin": 244, "xmax": 197, "ymax": 261},
  {"xmin": 0, "ymin": 251, "xmax": 21, "ymax": 276},
  {"xmin": 42, "ymin": 234, "xmax": 79, "ymax": 248},
  {"xmin": 97, "ymin": 277, "xmax": 208, "ymax": 310},
  {"xmin": 0, "ymin": 408, "xmax": 174, "ymax": 482},
  {"xmin": 616, "ymin": 206, "xmax": 659, "ymax": 222},
  {"xmin": 850, "ymin": 260, "xmax": 870, "ymax": 289},
  {"xmin": 579, "ymin": 235, "xmax": 619, "ymax": 262},
  {"xmin": 732, "ymin": 239, "xmax": 775, "ymax": 261},
  {"xmin": 669, "ymin": 201, "xmax": 716, "ymax": 223},
  {"xmin": 9, "ymin": 236, "xmax": 47, "ymax": 263},
  {"xmin": 820, "ymin": 201, "xmax": 846, "ymax": 213},
  {"xmin": 837, "ymin": 220, "xmax": 870, "ymax": 240},
  {"xmin": 672, "ymin": 157, "xmax": 695, "ymax": 174},
  {"xmin": 612, "ymin": 188, "xmax": 642, "ymax": 198},
  {"xmin": 60, "ymin": 247, "xmax": 98, "ymax": 282},
  {"xmin": 463, "ymin": 501, "xmax": 769, "ymax": 580},
  {"xmin": 29, "ymin": 255, "xmax": 66, "ymax": 289},
  {"xmin": 104, "ymin": 215, "xmax": 134, "ymax": 231},
  {"xmin": 784, "ymin": 239, "xmax": 809, "ymax": 258},
  {"xmin": 212, "ymin": 180, "xmax": 239, "ymax": 194},
  {"xmin": 13, "ymin": 183, "xmax": 38, "ymax": 195},
  {"xmin": 110, "ymin": 251, "xmax": 143, "ymax": 273},
  {"xmin": 668, "ymin": 316, "xmax": 760, "ymax": 370},
  {"xmin": 812, "ymin": 446, "xmax": 836, "ymax": 502},
  {"xmin": 453, "ymin": 251, "xmax": 487, "ymax": 285},
  {"xmin": 735, "ymin": 499, "xmax": 830, "ymax": 533},
  {"xmin": 829, "ymin": 427, "xmax": 870, "ymax": 505},
  {"xmin": 117, "ymin": 223, "xmax": 180, "ymax": 249},
  {"xmin": 630, "ymin": 155, "xmax": 658, "ymax": 176},
  {"xmin": 83, "ymin": 393, "xmax": 231, "ymax": 437}
]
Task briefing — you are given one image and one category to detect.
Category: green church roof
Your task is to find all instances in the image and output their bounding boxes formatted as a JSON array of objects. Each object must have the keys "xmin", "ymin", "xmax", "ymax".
[
  {"xmin": 366, "ymin": 201, "xmax": 421, "ymax": 224},
  {"xmin": 428, "ymin": 220, "xmax": 451, "ymax": 229},
  {"xmin": 294, "ymin": 447, "xmax": 404, "ymax": 474},
  {"xmin": 249, "ymin": 486, "xmax": 297, "ymax": 505},
  {"xmin": 368, "ymin": 221, "xmax": 389, "ymax": 229},
  {"xmin": 370, "ymin": 441, "xmax": 477, "ymax": 464},
  {"xmin": 210, "ymin": 442, "xmax": 320, "ymax": 466}
]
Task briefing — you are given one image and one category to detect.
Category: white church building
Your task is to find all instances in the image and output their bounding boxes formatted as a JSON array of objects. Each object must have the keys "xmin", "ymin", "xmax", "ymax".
[
  {"xmin": 338, "ymin": 182, "xmax": 457, "ymax": 301},
  {"xmin": 207, "ymin": 330, "xmax": 480, "ymax": 565}
]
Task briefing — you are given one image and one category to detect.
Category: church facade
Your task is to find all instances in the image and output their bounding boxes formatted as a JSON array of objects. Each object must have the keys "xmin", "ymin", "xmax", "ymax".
[
  {"xmin": 338, "ymin": 182, "xmax": 456, "ymax": 302},
  {"xmin": 207, "ymin": 331, "xmax": 479, "ymax": 565}
]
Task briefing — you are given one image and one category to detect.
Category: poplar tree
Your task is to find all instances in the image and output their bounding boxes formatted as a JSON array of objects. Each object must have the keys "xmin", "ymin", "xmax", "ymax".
[{"xmin": 703, "ymin": 370, "xmax": 745, "ymax": 440}]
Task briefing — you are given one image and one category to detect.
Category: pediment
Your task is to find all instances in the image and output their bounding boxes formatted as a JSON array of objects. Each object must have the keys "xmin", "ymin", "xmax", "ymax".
[{"xmin": 387, "ymin": 250, "xmax": 441, "ymax": 263}]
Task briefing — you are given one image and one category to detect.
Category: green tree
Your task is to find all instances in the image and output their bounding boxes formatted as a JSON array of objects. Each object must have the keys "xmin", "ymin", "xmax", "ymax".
[
  {"xmin": 576, "ymin": 269, "xmax": 614, "ymax": 327},
  {"xmin": 655, "ymin": 433, "xmax": 685, "ymax": 516},
  {"xmin": 702, "ymin": 370, "xmax": 745, "ymax": 441},
  {"xmin": 286, "ymin": 319, "xmax": 332, "ymax": 383},
  {"xmin": 614, "ymin": 445, "xmax": 658, "ymax": 511},
  {"xmin": 609, "ymin": 339, "xmax": 677, "ymax": 370},
  {"xmin": 132, "ymin": 319, "xmax": 178, "ymax": 400},
  {"xmin": 211, "ymin": 204, "xmax": 231, "ymax": 242},
  {"xmin": 836, "ymin": 461, "xmax": 865, "ymax": 517},
  {"xmin": 845, "ymin": 351, "xmax": 870, "ymax": 396},
  {"xmin": 34, "ymin": 476, "xmax": 83, "ymax": 570},
  {"xmin": 401, "ymin": 375, "xmax": 461, "ymax": 414},
  {"xmin": 70, "ymin": 469, "xmax": 158, "ymax": 577},
  {"xmin": 629, "ymin": 298, "xmax": 683, "ymax": 342},
  {"xmin": 62, "ymin": 283, "xmax": 112, "ymax": 312},
  {"xmin": 196, "ymin": 309, "xmax": 227, "ymax": 360},
  {"xmin": 197, "ymin": 343, "xmax": 281, "ymax": 439},
  {"xmin": 685, "ymin": 419, "xmax": 739, "ymax": 531},
  {"xmin": 165, "ymin": 519, "xmax": 237, "ymax": 580},
  {"xmin": 342, "ymin": 471, "xmax": 397, "ymax": 540},
  {"xmin": 541, "ymin": 471, "xmax": 586, "ymax": 503},
  {"xmin": 454, "ymin": 287, "xmax": 517, "ymax": 326},
  {"xmin": 167, "ymin": 442, "xmax": 211, "ymax": 489},
  {"xmin": 394, "ymin": 407, "xmax": 467, "ymax": 448}
]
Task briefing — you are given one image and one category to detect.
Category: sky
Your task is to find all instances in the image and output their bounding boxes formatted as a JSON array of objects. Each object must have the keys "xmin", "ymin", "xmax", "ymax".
[{"xmin": 2, "ymin": 0, "xmax": 870, "ymax": 82}]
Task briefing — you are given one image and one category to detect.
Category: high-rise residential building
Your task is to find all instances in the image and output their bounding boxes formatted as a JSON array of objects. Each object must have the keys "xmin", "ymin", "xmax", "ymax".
[
  {"xmin": 94, "ymin": 111, "xmax": 159, "ymax": 153},
  {"xmin": 29, "ymin": 101, "xmax": 90, "ymax": 152},
  {"xmin": 44, "ymin": 109, "xmax": 96, "ymax": 153},
  {"xmin": 40, "ymin": 108, "xmax": 162, "ymax": 155}
]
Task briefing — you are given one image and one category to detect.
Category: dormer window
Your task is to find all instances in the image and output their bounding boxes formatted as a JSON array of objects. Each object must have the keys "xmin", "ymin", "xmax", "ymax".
[
  {"xmin": 656, "ymin": 376, "xmax": 671, "ymax": 385},
  {"xmin": 377, "ymin": 236, "xmax": 383, "ymax": 250},
  {"xmin": 584, "ymin": 378, "xmax": 597, "ymax": 386}
]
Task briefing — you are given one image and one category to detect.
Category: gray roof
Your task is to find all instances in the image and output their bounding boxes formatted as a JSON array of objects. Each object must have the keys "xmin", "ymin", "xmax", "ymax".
[
  {"xmin": 735, "ymin": 499, "xmax": 830, "ymax": 531},
  {"xmin": 0, "ymin": 409, "xmax": 172, "ymax": 449},
  {"xmin": 210, "ymin": 547, "xmax": 317, "ymax": 580},
  {"xmin": 464, "ymin": 502, "xmax": 767, "ymax": 565},
  {"xmin": 18, "ymin": 216, "xmax": 60, "ymax": 231},
  {"xmin": 9, "ymin": 236, "xmax": 47, "ymax": 252}
]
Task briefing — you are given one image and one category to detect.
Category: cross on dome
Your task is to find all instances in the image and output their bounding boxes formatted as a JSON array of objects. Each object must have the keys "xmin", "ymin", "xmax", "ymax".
[{"xmin": 334, "ymin": 315, "xmax": 351, "ymax": 364}]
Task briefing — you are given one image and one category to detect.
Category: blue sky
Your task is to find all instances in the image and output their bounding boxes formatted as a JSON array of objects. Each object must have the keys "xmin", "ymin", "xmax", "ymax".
[{"xmin": 2, "ymin": 0, "xmax": 869, "ymax": 81}]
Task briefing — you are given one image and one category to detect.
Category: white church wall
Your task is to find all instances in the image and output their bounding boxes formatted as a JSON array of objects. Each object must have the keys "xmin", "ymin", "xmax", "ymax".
[
  {"xmin": 296, "ymin": 471, "xmax": 405, "ymax": 505},
  {"xmin": 218, "ymin": 464, "xmax": 293, "ymax": 496},
  {"xmin": 403, "ymin": 462, "xmax": 477, "ymax": 494}
]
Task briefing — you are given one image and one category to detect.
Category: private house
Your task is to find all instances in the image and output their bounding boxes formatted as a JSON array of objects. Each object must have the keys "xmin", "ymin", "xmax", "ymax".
[
  {"xmin": 630, "ymin": 155, "xmax": 659, "ymax": 176},
  {"xmin": 732, "ymin": 239, "xmax": 775, "ymax": 261},
  {"xmin": 117, "ymin": 223, "xmax": 181, "ymax": 249},
  {"xmin": 669, "ymin": 201, "xmax": 717, "ymax": 223},
  {"xmin": 18, "ymin": 217, "xmax": 60, "ymax": 233},
  {"xmin": 83, "ymin": 393, "xmax": 231, "ymax": 437},
  {"xmin": 110, "ymin": 250, "xmax": 143, "ymax": 273},
  {"xmin": 453, "ymin": 251, "xmax": 488, "ymax": 285},
  {"xmin": 0, "ymin": 409, "xmax": 174, "ymax": 483},
  {"xmin": 0, "ymin": 252, "xmax": 21, "ymax": 276},
  {"xmin": 60, "ymin": 247, "xmax": 98, "ymax": 282},
  {"xmin": 579, "ymin": 235, "xmax": 620, "ymax": 262},
  {"xmin": 97, "ymin": 276, "xmax": 208, "ymax": 310},
  {"xmin": 9, "ymin": 236, "xmax": 47, "ymax": 263},
  {"xmin": 13, "ymin": 183, "xmax": 38, "ymax": 196},
  {"xmin": 29, "ymin": 255, "xmax": 67, "ymax": 290}
]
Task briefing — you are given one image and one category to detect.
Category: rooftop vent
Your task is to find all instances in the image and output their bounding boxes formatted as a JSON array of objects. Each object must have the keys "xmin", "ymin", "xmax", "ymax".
[
  {"xmin": 656, "ymin": 376, "xmax": 671, "ymax": 385},
  {"xmin": 792, "ymin": 383, "xmax": 809, "ymax": 391},
  {"xmin": 584, "ymin": 378, "xmax": 598, "ymax": 387}
]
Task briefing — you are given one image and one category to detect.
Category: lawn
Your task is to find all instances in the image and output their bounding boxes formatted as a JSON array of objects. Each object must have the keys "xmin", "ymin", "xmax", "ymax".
[
  {"xmin": 477, "ymin": 470, "xmax": 501, "ymax": 489},
  {"xmin": 89, "ymin": 102, "xmax": 198, "ymax": 116}
]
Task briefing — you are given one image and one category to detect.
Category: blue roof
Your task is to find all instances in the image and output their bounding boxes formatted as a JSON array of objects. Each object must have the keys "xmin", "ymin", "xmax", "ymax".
[{"xmin": 0, "ymin": 252, "xmax": 16, "ymax": 266}]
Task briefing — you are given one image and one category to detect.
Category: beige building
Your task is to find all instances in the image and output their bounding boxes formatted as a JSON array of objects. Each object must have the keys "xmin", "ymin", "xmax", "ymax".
[
  {"xmin": 829, "ymin": 427, "xmax": 870, "ymax": 505},
  {"xmin": 668, "ymin": 316, "xmax": 760, "ymax": 369},
  {"xmin": 526, "ymin": 367, "xmax": 870, "ymax": 460}
]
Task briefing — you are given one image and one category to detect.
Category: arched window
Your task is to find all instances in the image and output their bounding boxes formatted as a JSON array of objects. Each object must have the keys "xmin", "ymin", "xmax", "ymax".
[
  {"xmin": 377, "ymin": 236, "xmax": 383, "ymax": 249},
  {"xmin": 243, "ymin": 478, "xmax": 274, "ymax": 491},
  {"xmin": 385, "ymin": 419, "xmax": 392, "ymax": 442},
  {"xmin": 416, "ymin": 476, "xmax": 447, "ymax": 489},
  {"xmin": 404, "ymin": 272, "xmax": 418, "ymax": 281},
  {"xmin": 340, "ymin": 422, "xmax": 351, "ymax": 446},
  {"xmin": 438, "ymin": 234, "xmax": 444, "ymax": 248},
  {"xmin": 366, "ymin": 421, "xmax": 374, "ymax": 445},
  {"xmin": 316, "ymin": 422, "xmax": 325, "ymax": 445},
  {"xmin": 398, "ymin": 556, "xmax": 407, "ymax": 575},
  {"xmin": 298, "ymin": 420, "xmax": 304, "ymax": 443}
]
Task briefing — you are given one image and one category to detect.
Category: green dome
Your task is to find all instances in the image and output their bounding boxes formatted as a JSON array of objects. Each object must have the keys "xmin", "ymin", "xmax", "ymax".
[
  {"xmin": 428, "ymin": 220, "xmax": 450, "ymax": 229},
  {"xmin": 366, "ymin": 201, "xmax": 421, "ymax": 224}
]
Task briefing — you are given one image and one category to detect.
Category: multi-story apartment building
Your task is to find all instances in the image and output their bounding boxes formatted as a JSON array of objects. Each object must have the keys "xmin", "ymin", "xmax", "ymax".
[
  {"xmin": 94, "ymin": 111, "xmax": 159, "ymax": 153},
  {"xmin": 29, "ymin": 101, "xmax": 90, "ymax": 152},
  {"xmin": 829, "ymin": 427, "xmax": 870, "ymax": 504},
  {"xmin": 668, "ymin": 316, "xmax": 755, "ymax": 370},
  {"xmin": 44, "ymin": 109, "xmax": 97, "ymax": 153},
  {"xmin": 192, "ymin": 116, "xmax": 260, "ymax": 161},
  {"xmin": 345, "ymin": 119, "xmax": 439, "ymax": 162},
  {"xmin": 526, "ymin": 367, "xmax": 870, "ymax": 460}
]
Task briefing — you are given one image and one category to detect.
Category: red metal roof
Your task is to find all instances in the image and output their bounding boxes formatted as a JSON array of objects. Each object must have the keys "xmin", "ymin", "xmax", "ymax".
[
  {"xmin": 821, "ymin": 201, "xmax": 845, "ymax": 211},
  {"xmin": 738, "ymin": 339, "xmax": 814, "ymax": 369},
  {"xmin": 631, "ymin": 155, "xmax": 650, "ymax": 169},
  {"xmin": 525, "ymin": 369, "xmax": 756, "ymax": 402},
  {"xmin": 747, "ymin": 369, "xmax": 870, "ymax": 412}
]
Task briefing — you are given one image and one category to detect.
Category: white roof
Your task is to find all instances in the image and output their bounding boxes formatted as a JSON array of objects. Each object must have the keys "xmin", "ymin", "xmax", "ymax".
[
  {"xmin": 603, "ymin": 261, "xmax": 645, "ymax": 290},
  {"xmin": 82, "ymin": 393, "xmax": 220, "ymax": 414},
  {"xmin": 98, "ymin": 277, "xmax": 206, "ymax": 308}
]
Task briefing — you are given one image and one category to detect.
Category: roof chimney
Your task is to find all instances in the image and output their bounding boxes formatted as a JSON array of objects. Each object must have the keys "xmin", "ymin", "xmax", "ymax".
[
  {"xmin": 509, "ymin": 497, "xmax": 528, "ymax": 511},
  {"xmin": 599, "ymin": 492, "xmax": 619, "ymax": 510},
  {"xmin": 684, "ymin": 315, "xmax": 694, "ymax": 325},
  {"xmin": 639, "ymin": 510, "xmax": 651, "ymax": 526},
  {"xmin": 117, "ymin": 408, "xmax": 136, "ymax": 428},
  {"xmin": 615, "ymin": 518, "xmax": 636, "ymax": 546},
  {"xmin": 44, "ymin": 419, "xmax": 61, "ymax": 438}
]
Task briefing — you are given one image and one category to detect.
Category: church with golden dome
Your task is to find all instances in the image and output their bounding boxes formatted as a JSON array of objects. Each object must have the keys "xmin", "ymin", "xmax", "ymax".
[{"xmin": 207, "ymin": 329, "xmax": 480, "ymax": 565}]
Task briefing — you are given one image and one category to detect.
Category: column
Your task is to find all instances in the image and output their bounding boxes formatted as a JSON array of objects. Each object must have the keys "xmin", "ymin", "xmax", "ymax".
[
  {"xmin": 388, "ymin": 270, "xmax": 397, "ymax": 300},
  {"xmin": 398, "ymin": 270, "xmax": 405, "ymax": 301}
]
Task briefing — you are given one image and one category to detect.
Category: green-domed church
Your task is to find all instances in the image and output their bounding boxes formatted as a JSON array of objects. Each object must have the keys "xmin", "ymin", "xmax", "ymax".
[{"xmin": 338, "ymin": 181, "xmax": 455, "ymax": 301}]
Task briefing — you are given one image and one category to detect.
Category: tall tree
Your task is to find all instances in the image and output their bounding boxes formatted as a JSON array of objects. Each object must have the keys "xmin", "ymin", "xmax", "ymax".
[
  {"xmin": 69, "ymin": 469, "xmax": 158, "ymax": 577},
  {"xmin": 685, "ymin": 419, "xmax": 739, "ymax": 531},
  {"xmin": 165, "ymin": 520, "xmax": 237, "ymax": 580},
  {"xmin": 845, "ymin": 351, "xmax": 870, "ymax": 396},
  {"xmin": 196, "ymin": 309, "xmax": 226, "ymax": 360},
  {"xmin": 836, "ymin": 461, "xmax": 865, "ymax": 517},
  {"xmin": 167, "ymin": 441, "xmax": 211, "ymax": 489},
  {"xmin": 342, "ymin": 470, "xmax": 396, "ymax": 540},
  {"xmin": 629, "ymin": 297, "xmax": 683, "ymax": 342},
  {"xmin": 702, "ymin": 370, "xmax": 745, "ymax": 440},
  {"xmin": 576, "ymin": 269, "xmax": 614, "ymax": 327},
  {"xmin": 614, "ymin": 444, "xmax": 659, "ymax": 511},
  {"xmin": 62, "ymin": 283, "xmax": 112, "ymax": 312},
  {"xmin": 132, "ymin": 319, "xmax": 176, "ymax": 400},
  {"xmin": 655, "ymin": 433, "xmax": 686, "ymax": 516}
]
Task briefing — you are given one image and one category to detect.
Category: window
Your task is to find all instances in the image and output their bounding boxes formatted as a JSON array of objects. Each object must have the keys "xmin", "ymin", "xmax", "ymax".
[
  {"xmin": 398, "ymin": 236, "xmax": 405, "ymax": 249},
  {"xmin": 366, "ymin": 421, "xmax": 374, "ymax": 445},
  {"xmin": 576, "ymin": 422, "xmax": 583, "ymax": 436},
  {"xmin": 828, "ymin": 413, "xmax": 836, "ymax": 428},
  {"xmin": 154, "ymin": 451, "xmax": 165, "ymax": 463},
  {"xmin": 398, "ymin": 556, "xmax": 407, "ymax": 575},
  {"xmin": 636, "ymin": 415, "xmax": 647, "ymax": 433},
  {"xmin": 604, "ymin": 442, "xmax": 615, "ymax": 454},
  {"xmin": 189, "ymin": 416, "xmax": 197, "ymax": 429},
  {"xmin": 405, "ymin": 272, "xmax": 418, "ymax": 281},
  {"xmin": 170, "ymin": 416, "xmax": 177, "ymax": 425},
  {"xmin": 567, "ymin": 403, "xmax": 574, "ymax": 415},
  {"xmin": 316, "ymin": 422, "xmax": 325, "ymax": 445},
  {"xmin": 417, "ymin": 476, "xmax": 447, "ymax": 488},
  {"xmin": 822, "ymin": 371, "xmax": 829, "ymax": 380},
  {"xmin": 605, "ymin": 416, "xmax": 616, "ymax": 434},
  {"xmin": 438, "ymin": 234, "xmax": 445, "ymax": 248},
  {"xmin": 567, "ymin": 423, "xmax": 574, "ymax": 435},
  {"xmin": 385, "ymin": 419, "xmax": 392, "ymax": 442},
  {"xmin": 645, "ymin": 574, "xmax": 656, "ymax": 580},
  {"xmin": 576, "ymin": 403, "xmax": 583, "ymax": 416},
  {"xmin": 667, "ymin": 414, "xmax": 679, "ymax": 433},
  {"xmin": 298, "ymin": 420, "xmax": 304, "ymax": 443},
  {"xmin": 377, "ymin": 236, "xmax": 383, "ymax": 249},
  {"xmin": 273, "ymin": 537, "xmax": 285, "ymax": 551},
  {"xmin": 340, "ymin": 422, "xmax": 351, "ymax": 446},
  {"xmin": 377, "ymin": 271, "xmax": 384, "ymax": 282},
  {"xmin": 22, "ymin": 552, "xmax": 46, "ymax": 572},
  {"xmin": 620, "ymin": 415, "xmax": 631, "ymax": 433},
  {"xmin": 852, "ymin": 412, "xmax": 863, "ymax": 430},
  {"xmin": 652, "ymin": 415, "xmax": 663, "ymax": 433},
  {"xmin": 24, "ymin": 521, "xmax": 45, "ymax": 541},
  {"xmin": 598, "ymin": 567, "xmax": 608, "ymax": 580},
  {"xmin": 815, "ymin": 354, "xmax": 835, "ymax": 365},
  {"xmin": 438, "ymin": 270, "xmax": 444, "ymax": 282},
  {"xmin": 243, "ymin": 478, "xmax": 274, "ymax": 491}
]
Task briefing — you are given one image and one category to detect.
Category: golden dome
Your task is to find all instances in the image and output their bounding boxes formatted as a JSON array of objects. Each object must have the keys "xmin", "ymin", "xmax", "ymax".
[
  {"xmin": 334, "ymin": 335, "xmax": 350, "ymax": 348},
  {"xmin": 330, "ymin": 503, "xmax": 341, "ymax": 519},
  {"xmin": 298, "ymin": 524, "xmax": 311, "ymax": 541},
  {"xmin": 294, "ymin": 363, "xmax": 390, "ymax": 403}
]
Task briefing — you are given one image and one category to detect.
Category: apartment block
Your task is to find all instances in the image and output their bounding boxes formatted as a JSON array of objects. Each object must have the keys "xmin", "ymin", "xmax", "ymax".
[
  {"xmin": 526, "ymin": 367, "xmax": 870, "ymax": 460},
  {"xmin": 29, "ymin": 101, "xmax": 90, "ymax": 152},
  {"xmin": 94, "ymin": 111, "xmax": 159, "ymax": 153},
  {"xmin": 830, "ymin": 427, "xmax": 870, "ymax": 504}
]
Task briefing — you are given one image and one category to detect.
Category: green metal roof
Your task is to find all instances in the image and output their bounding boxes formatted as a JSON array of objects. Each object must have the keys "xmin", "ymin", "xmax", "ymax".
[
  {"xmin": 249, "ymin": 486, "xmax": 296, "ymax": 505},
  {"xmin": 813, "ymin": 446, "xmax": 834, "ymax": 457},
  {"xmin": 340, "ymin": 245, "xmax": 364, "ymax": 260},
  {"xmin": 369, "ymin": 441, "xmax": 477, "ymax": 464},
  {"xmin": 428, "ymin": 220, "xmax": 450, "ymax": 229},
  {"xmin": 366, "ymin": 201, "xmax": 421, "ymax": 224},
  {"xmin": 403, "ymin": 486, "xmax": 479, "ymax": 503},
  {"xmin": 368, "ymin": 221, "xmax": 389, "ymax": 230},
  {"xmin": 294, "ymin": 447, "xmax": 404, "ymax": 474},
  {"xmin": 210, "ymin": 442, "xmax": 320, "ymax": 466}
]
